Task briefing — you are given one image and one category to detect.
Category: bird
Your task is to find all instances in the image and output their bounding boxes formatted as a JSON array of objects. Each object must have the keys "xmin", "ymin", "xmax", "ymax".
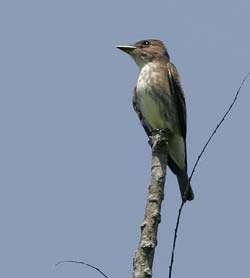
[{"xmin": 116, "ymin": 39, "xmax": 194, "ymax": 201}]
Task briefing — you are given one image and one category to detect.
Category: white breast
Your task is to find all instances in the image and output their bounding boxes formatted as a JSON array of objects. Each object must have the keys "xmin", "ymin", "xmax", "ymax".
[
  {"xmin": 137, "ymin": 62, "xmax": 157, "ymax": 91},
  {"xmin": 136, "ymin": 62, "xmax": 166, "ymax": 129}
]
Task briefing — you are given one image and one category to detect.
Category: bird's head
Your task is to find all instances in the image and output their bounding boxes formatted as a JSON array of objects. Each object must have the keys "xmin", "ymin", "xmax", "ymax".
[{"xmin": 116, "ymin": 39, "xmax": 169, "ymax": 68}]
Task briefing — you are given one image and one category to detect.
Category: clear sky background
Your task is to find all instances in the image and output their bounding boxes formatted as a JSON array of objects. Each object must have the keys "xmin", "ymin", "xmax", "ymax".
[{"xmin": 1, "ymin": 1, "xmax": 250, "ymax": 277}]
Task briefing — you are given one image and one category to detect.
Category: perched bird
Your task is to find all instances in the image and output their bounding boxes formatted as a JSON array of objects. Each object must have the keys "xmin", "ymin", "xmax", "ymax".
[{"xmin": 116, "ymin": 39, "xmax": 194, "ymax": 201}]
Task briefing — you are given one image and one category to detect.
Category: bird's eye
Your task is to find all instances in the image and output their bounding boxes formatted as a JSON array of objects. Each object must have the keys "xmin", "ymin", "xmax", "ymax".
[{"xmin": 143, "ymin": 40, "xmax": 150, "ymax": 46}]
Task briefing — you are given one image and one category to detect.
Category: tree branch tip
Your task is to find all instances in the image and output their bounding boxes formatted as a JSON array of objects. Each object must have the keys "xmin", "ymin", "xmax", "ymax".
[
  {"xmin": 55, "ymin": 260, "xmax": 66, "ymax": 267},
  {"xmin": 55, "ymin": 260, "xmax": 111, "ymax": 278},
  {"xmin": 55, "ymin": 260, "xmax": 86, "ymax": 268}
]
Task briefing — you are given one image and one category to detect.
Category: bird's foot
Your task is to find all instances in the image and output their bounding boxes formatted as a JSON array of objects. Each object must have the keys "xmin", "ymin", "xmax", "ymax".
[{"xmin": 149, "ymin": 128, "xmax": 169, "ymax": 150}]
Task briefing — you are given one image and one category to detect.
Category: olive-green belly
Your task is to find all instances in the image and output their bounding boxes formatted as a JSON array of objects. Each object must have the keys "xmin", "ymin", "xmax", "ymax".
[{"xmin": 138, "ymin": 88, "xmax": 173, "ymax": 130}]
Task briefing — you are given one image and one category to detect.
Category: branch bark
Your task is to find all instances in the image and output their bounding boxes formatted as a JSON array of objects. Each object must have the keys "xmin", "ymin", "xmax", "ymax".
[{"xmin": 133, "ymin": 132, "xmax": 168, "ymax": 278}]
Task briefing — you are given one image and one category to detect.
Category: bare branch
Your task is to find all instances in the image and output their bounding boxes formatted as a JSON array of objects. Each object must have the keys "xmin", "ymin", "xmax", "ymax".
[
  {"xmin": 133, "ymin": 131, "xmax": 168, "ymax": 278},
  {"xmin": 55, "ymin": 260, "xmax": 111, "ymax": 278},
  {"xmin": 168, "ymin": 72, "xmax": 250, "ymax": 278}
]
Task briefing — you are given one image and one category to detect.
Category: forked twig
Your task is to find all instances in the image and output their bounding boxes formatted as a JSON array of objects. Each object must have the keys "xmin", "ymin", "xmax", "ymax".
[{"xmin": 168, "ymin": 72, "xmax": 250, "ymax": 278}]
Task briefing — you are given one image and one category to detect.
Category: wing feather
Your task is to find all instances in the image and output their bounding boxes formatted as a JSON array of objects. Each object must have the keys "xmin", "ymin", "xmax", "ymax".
[
  {"xmin": 167, "ymin": 62, "xmax": 188, "ymax": 170},
  {"xmin": 167, "ymin": 63, "xmax": 187, "ymax": 139}
]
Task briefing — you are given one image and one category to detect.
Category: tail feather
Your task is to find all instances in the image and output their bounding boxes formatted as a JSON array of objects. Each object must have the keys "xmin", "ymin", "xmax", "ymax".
[{"xmin": 177, "ymin": 171, "xmax": 194, "ymax": 201}]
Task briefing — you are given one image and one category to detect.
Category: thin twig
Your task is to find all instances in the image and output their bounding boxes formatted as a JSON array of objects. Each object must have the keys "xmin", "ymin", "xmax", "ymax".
[
  {"xmin": 168, "ymin": 72, "xmax": 250, "ymax": 278},
  {"xmin": 189, "ymin": 72, "xmax": 250, "ymax": 181},
  {"xmin": 55, "ymin": 260, "xmax": 111, "ymax": 278},
  {"xmin": 168, "ymin": 201, "xmax": 184, "ymax": 278}
]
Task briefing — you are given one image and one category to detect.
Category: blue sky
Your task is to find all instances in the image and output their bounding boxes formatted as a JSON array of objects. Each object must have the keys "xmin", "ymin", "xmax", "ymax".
[{"xmin": 1, "ymin": 1, "xmax": 250, "ymax": 277}]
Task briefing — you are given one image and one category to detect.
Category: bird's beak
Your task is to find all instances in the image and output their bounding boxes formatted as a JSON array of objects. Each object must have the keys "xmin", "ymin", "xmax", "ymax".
[{"xmin": 116, "ymin": 45, "xmax": 136, "ymax": 54}]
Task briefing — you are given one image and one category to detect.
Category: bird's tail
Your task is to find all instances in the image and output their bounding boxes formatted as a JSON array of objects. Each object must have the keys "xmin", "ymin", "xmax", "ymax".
[{"xmin": 177, "ymin": 171, "xmax": 194, "ymax": 201}]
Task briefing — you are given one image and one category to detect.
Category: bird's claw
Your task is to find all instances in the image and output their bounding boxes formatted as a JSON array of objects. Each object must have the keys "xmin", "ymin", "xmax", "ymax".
[{"xmin": 149, "ymin": 128, "xmax": 169, "ymax": 150}]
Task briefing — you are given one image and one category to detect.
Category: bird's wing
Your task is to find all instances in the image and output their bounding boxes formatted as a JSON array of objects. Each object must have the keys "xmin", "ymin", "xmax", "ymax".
[
  {"xmin": 167, "ymin": 62, "xmax": 188, "ymax": 171},
  {"xmin": 167, "ymin": 62, "xmax": 187, "ymax": 140},
  {"xmin": 132, "ymin": 87, "xmax": 152, "ymax": 137}
]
